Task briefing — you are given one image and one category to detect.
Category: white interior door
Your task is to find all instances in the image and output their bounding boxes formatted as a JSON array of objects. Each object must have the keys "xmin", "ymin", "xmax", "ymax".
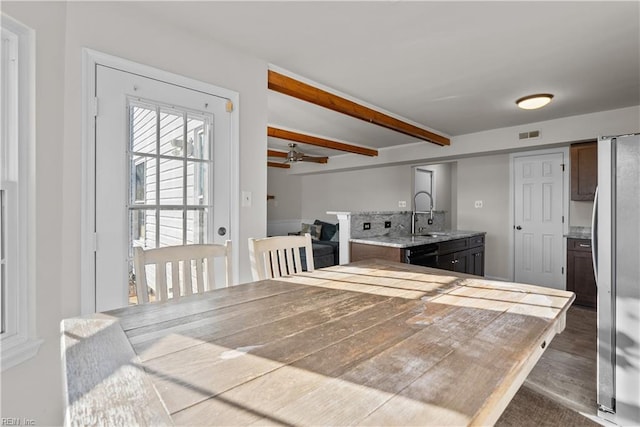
[
  {"xmin": 95, "ymin": 65, "xmax": 231, "ymax": 311},
  {"xmin": 514, "ymin": 152, "xmax": 565, "ymax": 289}
]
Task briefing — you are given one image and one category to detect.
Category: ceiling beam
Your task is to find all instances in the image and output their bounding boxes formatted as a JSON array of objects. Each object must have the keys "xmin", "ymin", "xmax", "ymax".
[
  {"xmin": 268, "ymin": 70, "xmax": 450, "ymax": 146},
  {"xmin": 268, "ymin": 126, "xmax": 378, "ymax": 157},
  {"xmin": 268, "ymin": 161, "xmax": 290, "ymax": 169}
]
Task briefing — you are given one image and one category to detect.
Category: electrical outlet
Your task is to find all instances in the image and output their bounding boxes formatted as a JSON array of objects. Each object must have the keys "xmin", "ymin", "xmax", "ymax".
[
  {"xmin": 363, "ymin": 222, "xmax": 371, "ymax": 230},
  {"xmin": 474, "ymin": 200, "xmax": 483, "ymax": 209},
  {"xmin": 398, "ymin": 201, "xmax": 407, "ymax": 208},
  {"xmin": 384, "ymin": 221, "xmax": 391, "ymax": 228}
]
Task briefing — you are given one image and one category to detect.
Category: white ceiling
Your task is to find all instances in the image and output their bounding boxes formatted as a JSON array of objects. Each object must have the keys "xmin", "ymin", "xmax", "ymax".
[{"xmin": 131, "ymin": 1, "xmax": 640, "ymax": 160}]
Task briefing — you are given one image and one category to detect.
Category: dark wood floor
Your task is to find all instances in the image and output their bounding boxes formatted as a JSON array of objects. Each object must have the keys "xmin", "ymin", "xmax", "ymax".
[{"xmin": 524, "ymin": 305, "xmax": 598, "ymax": 414}]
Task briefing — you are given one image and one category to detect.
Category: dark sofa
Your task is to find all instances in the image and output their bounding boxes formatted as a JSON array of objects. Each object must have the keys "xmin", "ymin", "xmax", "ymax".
[{"xmin": 301, "ymin": 219, "xmax": 340, "ymax": 270}]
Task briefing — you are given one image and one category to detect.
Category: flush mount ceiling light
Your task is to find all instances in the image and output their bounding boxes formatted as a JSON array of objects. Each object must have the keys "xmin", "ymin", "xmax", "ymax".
[{"xmin": 516, "ymin": 93, "xmax": 554, "ymax": 110}]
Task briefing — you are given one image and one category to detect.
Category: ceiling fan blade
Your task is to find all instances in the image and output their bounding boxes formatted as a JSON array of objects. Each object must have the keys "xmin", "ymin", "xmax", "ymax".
[
  {"xmin": 268, "ymin": 161, "xmax": 290, "ymax": 169},
  {"xmin": 301, "ymin": 155, "xmax": 328, "ymax": 164}
]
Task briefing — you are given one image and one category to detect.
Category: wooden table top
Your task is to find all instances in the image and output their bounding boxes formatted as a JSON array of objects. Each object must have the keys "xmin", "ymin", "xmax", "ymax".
[{"xmin": 62, "ymin": 260, "xmax": 575, "ymax": 426}]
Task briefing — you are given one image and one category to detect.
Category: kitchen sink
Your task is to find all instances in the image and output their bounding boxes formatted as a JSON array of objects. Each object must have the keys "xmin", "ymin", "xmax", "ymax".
[{"xmin": 414, "ymin": 231, "xmax": 450, "ymax": 237}]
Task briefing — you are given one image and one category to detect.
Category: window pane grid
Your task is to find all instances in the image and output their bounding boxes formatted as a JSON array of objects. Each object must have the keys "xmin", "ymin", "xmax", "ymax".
[{"xmin": 127, "ymin": 98, "xmax": 213, "ymax": 258}]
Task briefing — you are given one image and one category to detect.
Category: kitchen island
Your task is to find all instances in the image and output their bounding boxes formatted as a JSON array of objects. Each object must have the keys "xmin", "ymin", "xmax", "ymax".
[{"xmin": 350, "ymin": 230, "xmax": 486, "ymax": 276}]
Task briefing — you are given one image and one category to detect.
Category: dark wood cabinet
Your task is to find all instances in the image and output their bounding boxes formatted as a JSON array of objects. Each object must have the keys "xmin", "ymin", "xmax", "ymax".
[
  {"xmin": 467, "ymin": 246, "xmax": 485, "ymax": 277},
  {"xmin": 435, "ymin": 235, "xmax": 485, "ymax": 276},
  {"xmin": 566, "ymin": 238, "xmax": 596, "ymax": 308},
  {"xmin": 570, "ymin": 141, "xmax": 597, "ymax": 201}
]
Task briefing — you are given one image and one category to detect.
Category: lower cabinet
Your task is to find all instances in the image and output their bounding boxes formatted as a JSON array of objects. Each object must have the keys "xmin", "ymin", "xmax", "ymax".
[
  {"xmin": 436, "ymin": 239, "xmax": 484, "ymax": 276},
  {"xmin": 566, "ymin": 238, "xmax": 596, "ymax": 308},
  {"xmin": 468, "ymin": 246, "xmax": 485, "ymax": 277}
]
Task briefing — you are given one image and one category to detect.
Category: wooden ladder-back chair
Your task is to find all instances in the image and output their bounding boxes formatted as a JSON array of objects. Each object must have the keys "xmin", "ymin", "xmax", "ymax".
[
  {"xmin": 248, "ymin": 233, "xmax": 314, "ymax": 281},
  {"xmin": 133, "ymin": 241, "xmax": 232, "ymax": 304}
]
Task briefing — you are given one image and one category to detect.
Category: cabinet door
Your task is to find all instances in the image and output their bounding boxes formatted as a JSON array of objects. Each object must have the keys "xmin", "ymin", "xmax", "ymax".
[
  {"xmin": 437, "ymin": 253, "xmax": 456, "ymax": 271},
  {"xmin": 454, "ymin": 253, "xmax": 468, "ymax": 274},
  {"xmin": 567, "ymin": 249, "xmax": 597, "ymax": 308},
  {"xmin": 570, "ymin": 142, "xmax": 597, "ymax": 201},
  {"xmin": 466, "ymin": 247, "xmax": 485, "ymax": 276}
]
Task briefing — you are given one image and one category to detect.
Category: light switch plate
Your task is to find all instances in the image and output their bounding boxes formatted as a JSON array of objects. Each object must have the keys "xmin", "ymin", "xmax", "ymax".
[{"xmin": 242, "ymin": 191, "xmax": 252, "ymax": 207}]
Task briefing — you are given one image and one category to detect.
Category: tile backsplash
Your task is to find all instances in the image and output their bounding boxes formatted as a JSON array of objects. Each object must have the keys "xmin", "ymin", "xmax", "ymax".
[{"xmin": 350, "ymin": 211, "xmax": 446, "ymax": 238}]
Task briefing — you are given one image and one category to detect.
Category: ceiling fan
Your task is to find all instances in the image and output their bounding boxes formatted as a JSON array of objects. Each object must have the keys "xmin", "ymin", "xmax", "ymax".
[{"xmin": 284, "ymin": 143, "xmax": 328, "ymax": 164}]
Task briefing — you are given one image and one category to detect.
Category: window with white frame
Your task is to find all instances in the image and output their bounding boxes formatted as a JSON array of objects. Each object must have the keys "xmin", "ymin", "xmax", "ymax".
[{"xmin": 1, "ymin": 14, "xmax": 41, "ymax": 371}]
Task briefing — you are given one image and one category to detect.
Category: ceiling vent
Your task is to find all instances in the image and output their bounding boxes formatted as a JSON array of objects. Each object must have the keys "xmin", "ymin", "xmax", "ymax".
[{"xmin": 519, "ymin": 130, "xmax": 540, "ymax": 140}]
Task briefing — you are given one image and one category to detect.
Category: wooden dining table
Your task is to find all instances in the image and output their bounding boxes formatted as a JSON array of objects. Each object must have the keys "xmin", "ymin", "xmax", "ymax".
[{"xmin": 62, "ymin": 259, "xmax": 574, "ymax": 426}]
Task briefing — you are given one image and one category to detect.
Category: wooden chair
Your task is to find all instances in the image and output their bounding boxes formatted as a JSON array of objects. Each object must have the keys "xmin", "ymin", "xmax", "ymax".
[
  {"xmin": 133, "ymin": 241, "xmax": 232, "ymax": 304},
  {"xmin": 248, "ymin": 233, "xmax": 314, "ymax": 281}
]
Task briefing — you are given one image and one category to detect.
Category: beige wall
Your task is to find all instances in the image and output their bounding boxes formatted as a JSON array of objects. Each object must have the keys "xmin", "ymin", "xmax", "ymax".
[
  {"xmin": 455, "ymin": 155, "xmax": 511, "ymax": 280},
  {"xmin": 2, "ymin": 2, "xmax": 268, "ymax": 424},
  {"xmin": 570, "ymin": 200, "xmax": 594, "ymax": 227},
  {"xmin": 300, "ymin": 165, "xmax": 413, "ymax": 222}
]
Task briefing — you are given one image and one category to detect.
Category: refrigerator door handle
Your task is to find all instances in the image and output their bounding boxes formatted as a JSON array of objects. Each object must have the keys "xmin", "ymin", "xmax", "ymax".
[{"xmin": 591, "ymin": 186, "xmax": 598, "ymax": 284}]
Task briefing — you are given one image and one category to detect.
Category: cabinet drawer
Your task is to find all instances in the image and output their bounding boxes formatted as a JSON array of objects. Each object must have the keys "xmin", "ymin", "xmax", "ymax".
[
  {"xmin": 438, "ymin": 238, "xmax": 468, "ymax": 254},
  {"xmin": 469, "ymin": 235, "xmax": 485, "ymax": 248},
  {"xmin": 568, "ymin": 238, "xmax": 592, "ymax": 252}
]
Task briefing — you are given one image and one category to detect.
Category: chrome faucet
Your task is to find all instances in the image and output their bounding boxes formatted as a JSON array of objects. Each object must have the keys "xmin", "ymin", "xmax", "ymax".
[{"xmin": 412, "ymin": 190, "xmax": 434, "ymax": 234}]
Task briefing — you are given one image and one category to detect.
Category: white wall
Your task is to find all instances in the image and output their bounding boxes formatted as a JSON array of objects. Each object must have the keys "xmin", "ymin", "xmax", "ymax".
[
  {"xmin": 0, "ymin": 2, "xmax": 67, "ymax": 424},
  {"xmin": 2, "ymin": 2, "xmax": 268, "ymax": 424},
  {"xmin": 266, "ymin": 167, "xmax": 303, "ymax": 235},
  {"xmin": 267, "ymin": 167, "xmax": 302, "ymax": 221}
]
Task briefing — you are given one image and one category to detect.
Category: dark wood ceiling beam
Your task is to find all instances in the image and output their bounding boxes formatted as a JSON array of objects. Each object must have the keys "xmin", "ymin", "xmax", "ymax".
[
  {"xmin": 268, "ymin": 70, "xmax": 450, "ymax": 147},
  {"xmin": 268, "ymin": 126, "xmax": 378, "ymax": 157},
  {"xmin": 268, "ymin": 161, "xmax": 290, "ymax": 169}
]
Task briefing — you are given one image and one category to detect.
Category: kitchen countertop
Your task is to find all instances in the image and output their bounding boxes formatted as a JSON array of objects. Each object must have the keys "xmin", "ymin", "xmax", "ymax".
[
  {"xmin": 350, "ymin": 230, "xmax": 486, "ymax": 248},
  {"xmin": 564, "ymin": 226, "xmax": 592, "ymax": 240}
]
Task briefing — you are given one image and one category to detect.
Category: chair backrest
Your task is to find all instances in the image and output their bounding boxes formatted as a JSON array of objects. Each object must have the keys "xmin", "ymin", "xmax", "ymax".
[
  {"xmin": 133, "ymin": 241, "xmax": 232, "ymax": 304},
  {"xmin": 248, "ymin": 233, "xmax": 314, "ymax": 281}
]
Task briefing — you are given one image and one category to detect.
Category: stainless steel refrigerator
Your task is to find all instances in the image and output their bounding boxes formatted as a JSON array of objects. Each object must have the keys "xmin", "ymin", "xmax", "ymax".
[{"xmin": 594, "ymin": 133, "xmax": 640, "ymax": 426}]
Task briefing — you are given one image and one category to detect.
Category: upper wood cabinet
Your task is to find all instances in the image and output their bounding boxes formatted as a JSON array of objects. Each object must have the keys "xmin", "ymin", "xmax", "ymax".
[{"xmin": 570, "ymin": 141, "xmax": 598, "ymax": 201}]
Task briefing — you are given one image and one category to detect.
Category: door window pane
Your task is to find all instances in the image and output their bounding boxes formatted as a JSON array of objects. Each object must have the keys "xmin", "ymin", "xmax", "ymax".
[
  {"xmin": 159, "ymin": 158, "xmax": 184, "ymax": 205},
  {"xmin": 186, "ymin": 209, "xmax": 208, "ymax": 245},
  {"xmin": 187, "ymin": 115, "xmax": 210, "ymax": 160},
  {"xmin": 187, "ymin": 162, "xmax": 209, "ymax": 205},
  {"xmin": 130, "ymin": 104, "xmax": 157, "ymax": 155},
  {"xmin": 159, "ymin": 110, "xmax": 185, "ymax": 157},
  {"xmin": 158, "ymin": 210, "xmax": 183, "ymax": 248}
]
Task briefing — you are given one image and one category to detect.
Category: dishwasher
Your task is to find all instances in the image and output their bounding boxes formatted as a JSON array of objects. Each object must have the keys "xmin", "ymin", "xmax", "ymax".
[{"xmin": 405, "ymin": 243, "xmax": 439, "ymax": 267}]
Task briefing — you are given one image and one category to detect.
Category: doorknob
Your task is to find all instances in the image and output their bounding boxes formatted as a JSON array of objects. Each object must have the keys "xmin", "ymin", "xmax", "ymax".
[
  {"xmin": 217, "ymin": 227, "xmax": 227, "ymax": 236},
  {"xmin": 515, "ymin": 226, "xmax": 522, "ymax": 230}
]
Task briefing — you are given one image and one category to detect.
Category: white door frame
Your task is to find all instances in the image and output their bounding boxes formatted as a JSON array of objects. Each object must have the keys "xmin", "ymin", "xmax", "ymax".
[
  {"xmin": 80, "ymin": 49, "xmax": 240, "ymax": 314},
  {"xmin": 509, "ymin": 146, "xmax": 569, "ymax": 284}
]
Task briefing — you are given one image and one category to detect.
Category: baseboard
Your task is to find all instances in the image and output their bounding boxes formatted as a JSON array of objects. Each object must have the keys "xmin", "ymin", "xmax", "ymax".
[{"xmin": 484, "ymin": 275, "xmax": 511, "ymax": 282}]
